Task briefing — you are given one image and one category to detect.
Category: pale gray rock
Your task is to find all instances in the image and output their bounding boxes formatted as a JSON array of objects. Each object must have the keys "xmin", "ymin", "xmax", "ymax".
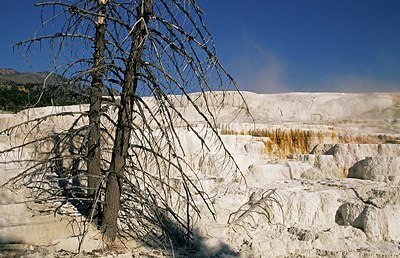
[
  {"xmin": 298, "ymin": 144, "xmax": 400, "ymax": 179},
  {"xmin": 289, "ymin": 154, "xmax": 340, "ymax": 179},
  {"xmin": 335, "ymin": 202, "xmax": 365, "ymax": 226},
  {"xmin": 245, "ymin": 160, "xmax": 316, "ymax": 187},
  {"xmin": 349, "ymin": 156, "xmax": 400, "ymax": 184},
  {"xmin": 325, "ymin": 143, "xmax": 400, "ymax": 177}
]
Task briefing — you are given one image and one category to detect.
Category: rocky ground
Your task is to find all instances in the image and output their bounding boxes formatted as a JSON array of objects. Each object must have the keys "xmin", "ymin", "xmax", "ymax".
[{"xmin": 0, "ymin": 92, "xmax": 400, "ymax": 257}]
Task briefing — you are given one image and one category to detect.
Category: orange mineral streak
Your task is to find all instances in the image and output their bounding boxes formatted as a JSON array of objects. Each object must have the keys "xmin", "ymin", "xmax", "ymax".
[
  {"xmin": 219, "ymin": 127, "xmax": 399, "ymax": 159},
  {"xmin": 220, "ymin": 128, "xmax": 326, "ymax": 159}
]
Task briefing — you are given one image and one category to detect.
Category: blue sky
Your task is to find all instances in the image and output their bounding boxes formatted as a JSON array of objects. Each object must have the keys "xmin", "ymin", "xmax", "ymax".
[{"xmin": 1, "ymin": 0, "xmax": 399, "ymax": 93}]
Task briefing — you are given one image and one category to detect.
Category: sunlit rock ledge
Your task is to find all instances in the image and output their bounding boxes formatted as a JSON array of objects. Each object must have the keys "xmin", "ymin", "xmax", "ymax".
[{"xmin": 1, "ymin": 91, "xmax": 400, "ymax": 257}]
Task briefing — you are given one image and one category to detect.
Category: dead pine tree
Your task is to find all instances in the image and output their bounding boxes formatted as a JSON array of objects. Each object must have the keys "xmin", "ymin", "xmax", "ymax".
[
  {"xmin": 9, "ymin": 0, "xmax": 116, "ymax": 227},
  {"xmin": 5, "ymin": 0, "xmax": 252, "ymax": 251},
  {"xmin": 87, "ymin": 0, "xmax": 107, "ymax": 218},
  {"xmin": 97, "ymin": 0, "xmax": 251, "ymax": 246},
  {"xmin": 101, "ymin": 0, "xmax": 153, "ymax": 243}
]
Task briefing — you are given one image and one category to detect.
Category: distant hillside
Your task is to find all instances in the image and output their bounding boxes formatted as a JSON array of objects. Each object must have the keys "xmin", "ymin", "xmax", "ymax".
[
  {"xmin": 0, "ymin": 68, "xmax": 64, "ymax": 85},
  {"xmin": 0, "ymin": 68, "xmax": 86, "ymax": 112}
]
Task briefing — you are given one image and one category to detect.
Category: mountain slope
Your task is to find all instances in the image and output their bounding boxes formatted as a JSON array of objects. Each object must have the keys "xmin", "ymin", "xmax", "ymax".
[
  {"xmin": 0, "ymin": 68, "xmax": 85, "ymax": 112},
  {"xmin": 0, "ymin": 68, "xmax": 64, "ymax": 85}
]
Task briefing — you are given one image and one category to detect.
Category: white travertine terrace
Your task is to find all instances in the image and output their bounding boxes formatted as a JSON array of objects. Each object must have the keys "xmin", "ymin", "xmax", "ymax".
[{"xmin": 1, "ymin": 91, "xmax": 399, "ymax": 256}]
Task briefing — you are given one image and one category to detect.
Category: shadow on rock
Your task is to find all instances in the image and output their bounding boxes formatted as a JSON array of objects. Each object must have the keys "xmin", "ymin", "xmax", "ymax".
[{"xmin": 138, "ymin": 212, "xmax": 239, "ymax": 258}]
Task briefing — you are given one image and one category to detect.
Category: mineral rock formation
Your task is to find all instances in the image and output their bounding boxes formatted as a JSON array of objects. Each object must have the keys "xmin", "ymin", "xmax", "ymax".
[{"xmin": 0, "ymin": 92, "xmax": 399, "ymax": 257}]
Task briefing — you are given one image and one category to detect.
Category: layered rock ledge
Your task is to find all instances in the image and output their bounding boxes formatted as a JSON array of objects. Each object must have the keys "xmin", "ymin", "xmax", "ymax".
[{"xmin": 1, "ymin": 91, "xmax": 400, "ymax": 257}]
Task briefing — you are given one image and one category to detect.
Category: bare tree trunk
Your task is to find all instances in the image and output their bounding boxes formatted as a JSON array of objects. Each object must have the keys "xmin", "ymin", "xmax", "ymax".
[
  {"xmin": 101, "ymin": 0, "xmax": 152, "ymax": 243},
  {"xmin": 87, "ymin": 0, "xmax": 107, "ymax": 200}
]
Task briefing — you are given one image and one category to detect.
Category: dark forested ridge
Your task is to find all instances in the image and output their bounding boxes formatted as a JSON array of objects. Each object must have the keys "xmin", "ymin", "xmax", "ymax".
[{"xmin": 0, "ymin": 68, "xmax": 85, "ymax": 112}]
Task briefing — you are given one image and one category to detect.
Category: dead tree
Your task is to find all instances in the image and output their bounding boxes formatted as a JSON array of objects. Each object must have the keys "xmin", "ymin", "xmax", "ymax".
[
  {"xmin": 98, "ymin": 0, "xmax": 252, "ymax": 245},
  {"xmin": 87, "ymin": 0, "xmax": 107, "ymax": 207},
  {"xmin": 10, "ymin": 0, "xmax": 115, "ymax": 221},
  {"xmin": 3, "ymin": 0, "xmax": 250, "ymax": 250},
  {"xmin": 101, "ymin": 0, "xmax": 154, "ymax": 243}
]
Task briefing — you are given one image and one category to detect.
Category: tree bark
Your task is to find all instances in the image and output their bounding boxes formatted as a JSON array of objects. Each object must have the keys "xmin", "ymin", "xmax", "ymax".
[
  {"xmin": 101, "ymin": 0, "xmax": 153, "ymax": 243},
  {"xmin": 87, "ymin": 0, "xmax": 107, "ymax": 200}
]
